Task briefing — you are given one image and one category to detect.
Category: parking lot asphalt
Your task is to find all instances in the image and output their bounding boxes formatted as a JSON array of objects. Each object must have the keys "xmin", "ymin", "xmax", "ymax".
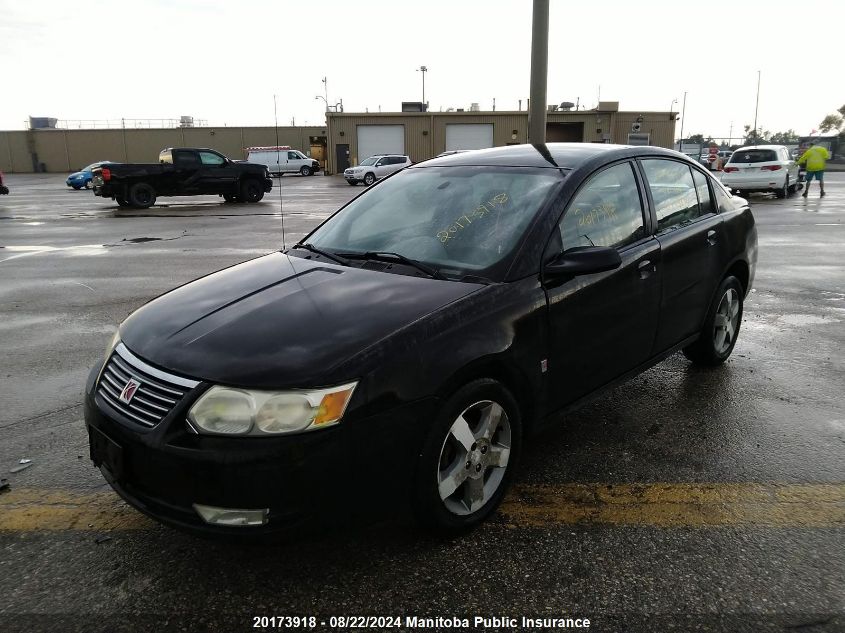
[{"xmin": 0, "ymin": 173, "xmax": 843, "ymax": 632}]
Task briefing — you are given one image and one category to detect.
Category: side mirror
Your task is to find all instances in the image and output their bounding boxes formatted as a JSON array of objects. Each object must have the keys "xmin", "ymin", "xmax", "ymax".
[{"xmin": 544, "ymin": 246, "xmax": 622, "ymax": 278}]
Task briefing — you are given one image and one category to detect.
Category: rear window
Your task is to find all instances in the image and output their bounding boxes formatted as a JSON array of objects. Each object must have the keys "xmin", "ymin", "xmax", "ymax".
[{"xmin": 729, "ymin": 150, "xmax": 777, "ymax": 163}]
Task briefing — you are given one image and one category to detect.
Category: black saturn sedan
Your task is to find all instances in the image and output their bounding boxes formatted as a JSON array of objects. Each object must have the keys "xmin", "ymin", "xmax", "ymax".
[{"xmin": 85, "ymin": 143, "xmax": 757, "ymax": 535}]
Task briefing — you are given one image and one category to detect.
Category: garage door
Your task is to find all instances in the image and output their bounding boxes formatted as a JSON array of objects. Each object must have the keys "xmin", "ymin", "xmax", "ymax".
[
  {"xmin": 445, "ymin": 124, "xmax": 494, "ymax": 151},
  {"xmin": 356, "ymin": 125, "xmax": 405, "ymax": 164}
]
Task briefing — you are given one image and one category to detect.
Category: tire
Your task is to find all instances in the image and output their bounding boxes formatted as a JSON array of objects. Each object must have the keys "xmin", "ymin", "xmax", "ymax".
[
  {"xmin": 222, "ymin": 193, "xmax": 242, "ymax": 203},
  {"xmin": 299, "ymin": 166, "xmax": 312, "ymax": 177},
  {"xmin": 413, "ymin": 379, "xmax": 522, "ymax": 533},
  {"xmin": 788, "ymin": 177, "xmax": 797, "ymax": 194},
  {"xmin": 775, "ymin": 177, "xmax": 788, "ymax": 199},
  {"xmin": 71, "ymin": 184, "xmax": 82, "ymax": 190},
  {"xmin": 115, "ymin": 196, "xmax": 131, "ymax": 208},
  {"xmin": 683, "ymin": 275, "xmax": 744, "ymax": 366},
  {"xmin": 363, "ymin": 172, "xmax": 376, "ymax": 186},
  {"xmin": 128, "ymin": 182, "xmax": 156, "ymax": 209},
  {"xmin": 240, "ymin": 179, "xmax": 264, "ymax": 203},
  {"xmin": 346, "ymin": 180, "xmax": 358, "ymax": 186}
]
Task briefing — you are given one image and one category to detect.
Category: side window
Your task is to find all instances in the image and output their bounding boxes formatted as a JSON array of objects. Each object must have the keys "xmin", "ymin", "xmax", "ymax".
[
  {"xmin": 641, "ymin": 159, "xmax": 701, "ymax": 232},
  {"xmin": 288, "ymin": 151, "xmax": 300, "ymax": 160},
  {"xmin": 199, "ymin": 152, "xmax": 225, "ymax": 166},
  {"xmin": 557, "ymin": 162, "xmax": 645, "ymax": 252},
  {"xmin": 691, "ymin": 169, "xmax": 714, "ymax": 215}
]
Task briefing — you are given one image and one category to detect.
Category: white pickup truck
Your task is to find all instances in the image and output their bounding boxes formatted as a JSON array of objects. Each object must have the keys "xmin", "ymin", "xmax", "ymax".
[{"xmin": 245, "ymin": 146, "xmax": 320, "ymax": 177}]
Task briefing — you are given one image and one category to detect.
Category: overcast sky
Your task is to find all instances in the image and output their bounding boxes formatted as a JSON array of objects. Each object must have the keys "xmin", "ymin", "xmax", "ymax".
[{"xmin": 1, "ymin": 0, "xmax": 841, "ymax": 140}]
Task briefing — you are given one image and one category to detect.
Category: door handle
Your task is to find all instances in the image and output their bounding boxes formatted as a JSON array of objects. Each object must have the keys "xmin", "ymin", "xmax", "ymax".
[
  {"xmin": 637, "ymin": 259, "xmax": 656, "ymax": 279},
  {"xmin": 707, "ymin": 229, "xmax": 718, "ymax": 245}
]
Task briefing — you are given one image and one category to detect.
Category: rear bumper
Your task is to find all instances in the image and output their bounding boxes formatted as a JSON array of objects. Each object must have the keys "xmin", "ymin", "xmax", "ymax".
[{"xmin": 722, "ymin": 174, "xmax": 786, "ymax": 191}]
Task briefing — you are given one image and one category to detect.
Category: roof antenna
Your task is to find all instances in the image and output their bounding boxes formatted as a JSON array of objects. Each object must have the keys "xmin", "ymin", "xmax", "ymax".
[{"xmin": 273, "ymin": 94, "xmax": 287, "ymax": 250}]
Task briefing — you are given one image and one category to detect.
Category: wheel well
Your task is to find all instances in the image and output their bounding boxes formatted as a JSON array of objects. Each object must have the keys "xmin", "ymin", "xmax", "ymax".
[
  {"xmin": 726, "ymin": 260, "xmax": 749, "ymax": 294},
  {"xmin": 438, "ymin": 360, "xmax": 538, "ymax": 436}
]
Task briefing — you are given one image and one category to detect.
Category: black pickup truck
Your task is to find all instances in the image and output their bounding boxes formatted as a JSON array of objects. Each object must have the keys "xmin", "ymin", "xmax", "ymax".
[{"xmin": 92, "ymin": 147, "xmax": 273, "ymax": 208}]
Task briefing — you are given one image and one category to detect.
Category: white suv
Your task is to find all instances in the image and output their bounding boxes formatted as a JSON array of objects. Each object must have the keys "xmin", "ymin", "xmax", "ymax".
[
  {"xmin": 345, "ymin": 155, "xmax": 411, "ymax": 186},
  {"xmin": 721, "ymin": 145, "xmax": 800, "ymax": 198}
]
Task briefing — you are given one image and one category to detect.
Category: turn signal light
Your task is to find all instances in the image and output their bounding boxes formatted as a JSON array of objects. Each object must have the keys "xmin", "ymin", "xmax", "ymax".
[
  {"xmin": 761, "ymin": 165, "xmax": 782, "ymax": 171},
  {"xmin": 101, "ymin": 167, "xmax": 112, "ymax": 181}
]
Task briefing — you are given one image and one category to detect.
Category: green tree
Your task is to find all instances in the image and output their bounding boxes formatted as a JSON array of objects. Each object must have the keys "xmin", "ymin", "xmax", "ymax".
[
  {"xmin": 769, "ymin": 129, "xmax": 800, "ymax": 144},
  {"xmin": 819, "ymin": 113, "xmax": 843, "ymax": 132},
  {"xmin": 743, "ymin": 124, "xmax": 769, "ymax": 144}
]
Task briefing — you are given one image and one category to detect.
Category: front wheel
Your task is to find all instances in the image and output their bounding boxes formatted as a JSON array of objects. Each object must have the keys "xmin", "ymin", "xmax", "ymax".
[
  {"xmin": 115, "ymin": 196, "xmax": 131, "ymax": 208},
  {"xmin": 300, "ymin": 166, "xmax": 312, "ymax": 177},
  {"xmin": 413, "ymin": 379, "xmax": 522, "ymax": 533},
  {"xmin": 683, "ymin": 275, "xmax": 744, "ymax": 366},
  {"xmin": 240, "ymin": 179, "xmax": 264, "ymax": 203},
  {"xmin": 363, "ymin": 172, "xmax": 376, "ymax": 186}
]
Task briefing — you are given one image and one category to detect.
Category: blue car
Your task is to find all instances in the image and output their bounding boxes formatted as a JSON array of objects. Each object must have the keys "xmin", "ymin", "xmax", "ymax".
[{"xmin": 67, "ymin": 162, "xmax": 112, "ymax": 190}]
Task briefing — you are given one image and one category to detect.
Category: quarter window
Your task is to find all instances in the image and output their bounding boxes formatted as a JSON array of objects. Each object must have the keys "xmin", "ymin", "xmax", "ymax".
[
  {"xmin": 691, "ymin": 169, "xmax": 714, "ymax": 216},
  {"xmin": 641, "ymin": 159, "xmax": 701, "ymax": 232},
  {"xmin": 557, "ymin": 162, "xmax": 645, "ymax": 252}
]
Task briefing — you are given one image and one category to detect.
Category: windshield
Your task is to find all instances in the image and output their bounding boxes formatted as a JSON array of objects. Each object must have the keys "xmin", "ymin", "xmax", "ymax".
[
  {"xmin": 359, "ymin": 157, "xmax": 379, "ymax": 166},
  {"xmin": 84, "ymin": 163, "xmax": 101, "ymax": 171},
  {"xmin": 305, "ymin": 166, "xmax": 562, "ymax": 280}
]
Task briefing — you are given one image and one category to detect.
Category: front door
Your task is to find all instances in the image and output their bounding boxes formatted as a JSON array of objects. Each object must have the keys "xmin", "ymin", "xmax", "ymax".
[
  {"xmin": 197, "ymin": 150, "xmax": 239, "ymax": 194},
  {"xmin": 544, "ymin": 161, "xmax": 662, "ymax": 409},
  {"xmin": 336, "ymin": 144, "xmax": 350, "ymax": 173}
]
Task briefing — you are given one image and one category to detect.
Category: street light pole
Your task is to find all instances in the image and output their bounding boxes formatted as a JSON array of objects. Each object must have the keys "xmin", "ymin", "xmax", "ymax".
[
  {"xmin": 679, "ymin": 91, "xmax": 688, "ymax": 149},
  {"xmin": 417, "ymin": 66, "xmax": 428, "ymax": 109},
  {"xmin": 528, "ymin": 0, "xmax": 549, "ymax": 144},
  {"xmin": 753, "ymin": 70, "xmax": 761, "ymax": 142}
]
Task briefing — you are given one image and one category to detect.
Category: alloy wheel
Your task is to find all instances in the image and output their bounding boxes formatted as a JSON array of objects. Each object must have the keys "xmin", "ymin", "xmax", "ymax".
[
  {"xmin": 713, "ymin": 288, "xmax": 740, "ymax": 354},
  {"xmin": 436, "ymin": 400, "xmax": 511, "ymax": 516}
]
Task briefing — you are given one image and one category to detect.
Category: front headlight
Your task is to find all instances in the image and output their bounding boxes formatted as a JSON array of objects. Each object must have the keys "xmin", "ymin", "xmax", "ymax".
[{"xmin": 187, "ymin": 382, "xmax": 357, "ymax": 436}]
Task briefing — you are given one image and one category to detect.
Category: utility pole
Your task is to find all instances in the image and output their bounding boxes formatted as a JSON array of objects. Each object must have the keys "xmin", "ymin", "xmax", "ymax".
[
  {"xmin": 528, "ymin": 0, "xmax": 549, "ymax": 144},
  {"xmin": 322, "ymin": 77, "xmax": 328, "ymax": 110},
  {"xmin": 417, "ymin": 66, "xmax": 428, "ymax": 109},
  {"xmin": 679, "ymin": 91, "xmax": 688, "ymax": 149}
]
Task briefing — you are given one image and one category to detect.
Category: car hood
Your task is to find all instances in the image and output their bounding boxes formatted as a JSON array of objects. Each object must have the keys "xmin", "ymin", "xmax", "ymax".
[
  {"xmin": 119, "ymin": 252, "xmax": 480, "ymax": 388},
  {"xmin": 68, "ymin": 171, "xmax": 87, "ymax": 179}
]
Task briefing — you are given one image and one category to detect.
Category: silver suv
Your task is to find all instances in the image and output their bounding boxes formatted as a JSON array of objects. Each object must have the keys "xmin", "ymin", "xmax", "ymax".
[{"xmin": 345, "ymin": 154, "xmax": 411, "ymax": 186}]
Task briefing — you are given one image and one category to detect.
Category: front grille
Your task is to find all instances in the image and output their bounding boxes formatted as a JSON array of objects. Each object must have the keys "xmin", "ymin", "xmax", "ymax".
[{"xmin": 97, "ymin": 343, "xmax": 200, "ymax": 428}]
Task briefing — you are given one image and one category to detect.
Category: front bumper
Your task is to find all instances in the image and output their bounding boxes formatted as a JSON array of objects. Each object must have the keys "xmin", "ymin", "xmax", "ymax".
[
  {"xmin": 262, "ymin": 177, "xmax": 273, "ymax": 193},
  {"xmin": 84, "ymin": 360, "xmax": 436, "ymax": 535}
]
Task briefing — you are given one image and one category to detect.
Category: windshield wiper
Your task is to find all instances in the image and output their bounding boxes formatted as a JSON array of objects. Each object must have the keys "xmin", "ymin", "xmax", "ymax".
[
  {"xmin": 290, "ymin": 243, "xmax": 350, "ymax": 266},
  {"xmin": 337, "ymin": 251, "xmax": 444, "ymax": 280}
]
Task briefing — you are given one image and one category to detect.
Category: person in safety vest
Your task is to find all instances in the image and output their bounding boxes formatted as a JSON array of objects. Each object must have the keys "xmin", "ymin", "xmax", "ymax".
[{"xmin": 798, "ymin": 141, "xmax": 831, "ymax": 198}]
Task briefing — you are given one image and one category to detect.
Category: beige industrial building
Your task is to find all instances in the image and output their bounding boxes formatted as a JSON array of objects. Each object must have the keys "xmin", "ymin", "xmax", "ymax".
[
  {"xmin": 326, "ymin": 103, "xmax": 676, "ymax": 174},
  {"xmin": 0, "ymin": 102, "xmax": 675, "ymax": 174}
]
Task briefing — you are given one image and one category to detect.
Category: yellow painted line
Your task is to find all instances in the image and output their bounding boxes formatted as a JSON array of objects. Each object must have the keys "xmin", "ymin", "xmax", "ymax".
[
  {"xmin": 0, "ymin": 488, "xmax": 152, "ymax": 531},
  {"xmin": 1, "ymin": 483, "xmax": 843, "ymax": 531},
  {"xmin": 499, "ymin": 483, "xmax": 845, "ymax": 528}
]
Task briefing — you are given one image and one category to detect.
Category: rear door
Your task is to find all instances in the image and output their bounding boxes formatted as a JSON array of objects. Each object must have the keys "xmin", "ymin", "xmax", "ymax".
[
  {"xmin": 544, "ymin": 160, "xmax": 662, "ymax": 409},
  {"xmin": 170, "ymin": 150, "xmax": 203, "ymax": 194},
  {"xmin": 639, "ymin": 158, "xmax": 724, "ymax": 354}
]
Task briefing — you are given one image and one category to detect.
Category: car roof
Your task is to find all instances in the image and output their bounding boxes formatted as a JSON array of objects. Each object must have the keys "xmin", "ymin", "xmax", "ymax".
[
  {"xmin": 733, "ymin": 145, "xmax": 786, "ymax": 151},
  {"xmin": 417, "ymin": 143, "xmax": 689, "ymax": 170}
]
